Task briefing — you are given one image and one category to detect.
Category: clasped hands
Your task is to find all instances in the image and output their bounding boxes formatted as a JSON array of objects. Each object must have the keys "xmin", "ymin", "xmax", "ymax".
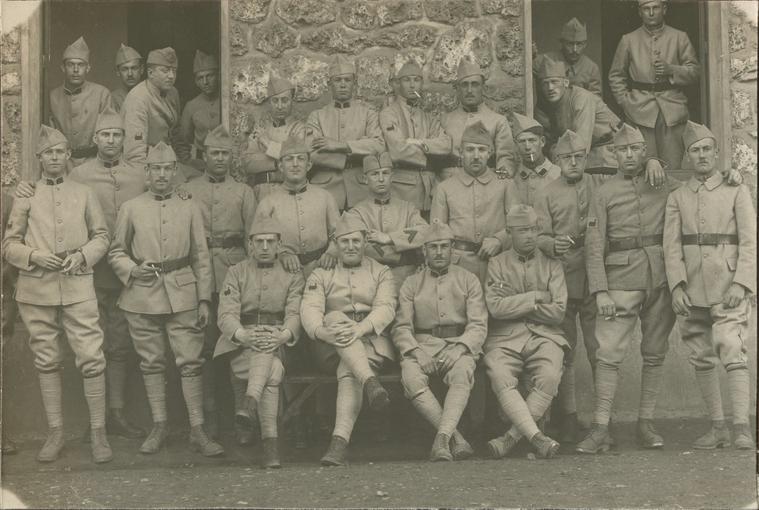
[{"xmin": 235, "ymin": 325, "xmax": 291, "ymax": 353}]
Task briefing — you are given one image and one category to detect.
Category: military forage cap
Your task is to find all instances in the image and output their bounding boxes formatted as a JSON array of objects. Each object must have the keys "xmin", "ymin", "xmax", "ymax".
[
  {"xmin": 535, "ymin": 56, "xmax": 567, "ymax": 80},
  {"xmin": 249, "ymin": 215, "xmax": 282, "ymax": 238},
  {"xmin": 457, "ymin": 58, "xmax": 483, "ymax": 82},
  {"xmin": 267, "ymin": 75, "xmax": 294, "ymax": 98},
  {"xmin": 279, "ymin": 135, "xmax": 309, "ymax": 158},
  {"xmin": 146, "ymin": 141, "xmax": 177, "ymax": 164},
  {"xmin": 95, "ymin": 105, "xmax": 124, "ymax": 133},
  {"xmin": 329, "ymin": 55, "xmax": 355, "ymax": 78},
  {"xmin": 638, "ymin": 0, "xmax": 666, "ymax": 6},
  {"xmin": 461, "ymin": 121, "xmax": 492, "ymax": 147},
  {"xmin": 363, "ymin": 152, "xmax": 394, "ymax": 173},
  {"xmin": 561, "ymin": 18, "xmax": 587, "ymax": 42},
  {"xmin": 147, "ymin": 47, "xmax": 178, "ymax": 68},
  {"xmin": 612, "ymin": 123, "xmax": 645, "ymax": 147},
  {"xmin": 334, "ymin": 216, "xmax": 366, "ymax": 239},
  {"xmin": 682, "ymin": 121, "xmax": 716, "ymax": 149},
  {"xmin": 204, "ymin": 124, "xmax": 232, "ymax": 150},
  {"xmin": 555, "ymin": 130, "xmax": 587, "ymax": 156},
  {"xmin": 506, "ymin": 204, "xmax": 539, "ymax": 228},
  {"xmin": 37, "ymin": 124, "xmax": 68, "ymax": 154},
  {"xmin": 421, "ymin": 219, "xmax": 455, "ymax": 245},
  {"xmin": 512, "ymin": 112, "xmax": 543, "ymax": 138},
  {"xmin": 115, "ymin": 43, "xmax": 141, "ymax": 67},
  {"xmin": 193, "ymin": 50, "xmax": 218, "ymax": 74},
  {"xmin": 396, "ymin": 60, "xmax": 423, "ymax": 79},
  {"xmin": 63, "ymin": 36, "xmax": 90, "ymax": 63}
]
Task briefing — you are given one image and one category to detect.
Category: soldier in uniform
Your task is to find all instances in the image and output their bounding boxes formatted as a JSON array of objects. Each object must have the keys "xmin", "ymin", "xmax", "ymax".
[
  {"xmin": 184, "ymin": 124, "xmax": 257, "ymax": 440},
  {"xmin": 379, "ymin": 60, "xmax": 452, "ymax": 214},
  {"xmin": 609, "ymin": 0, "xmax": 700, "ymax": 170},
  {"xmin": 440, "ymin": 59, "xmax": 516, "ymax": 181},
  {"xmin": 50, "ymin": 37, "xmax": 112, "ymax": 167},
  {"xmin": 306, "ymin": 56, "xmax": 385, "ymax": 211},
  {"xmin": 484, "ymin": 205, "xmax": 567, "ymax": 460},
  {"xmin": 178, "ymin": 51, "xmax": 221, "ymax": 171},
  {"xmin": 430, "ymin": 121, "xmax": 512, "ymax": 285},
  {"xmin": 392, "ymin": 221, "xmax": 487, "ymax": 461},
  {"xmin": 537, "ymin": 18, "xmax": 602, "ymax": 96},
  {"xmin": 243, "ymin": 77, "xmax": 305, "ymax": 200},
  {"xmin": 507, "ymin": 113, "xmax": 561, "ymax": 207},
  {"xmin": 215, "ymin": 217, "xmax": 305, "ymax": 468},
  {"xmin": 300, "ymin": 217, "xmax": 397, "ymax": 466},
  {"xmin": 108, "ymin": 142, "xmax": 223, "ymax": 457},
  {"xmin": 663, "ymin": 122, "xmax": 756, "ymax": 450},
  {"xmin": 342, "ymin": 152, "xmax": 427, "ymax": 293},
  {"xmin": 3, "ymin": 125, "xmax": 111, "ymax": 463},
  {"xmin": 1, "ymin": 190, "xmax": 18, "ymax": 455},
  {"xmin": 111, "ymin": 44, "xmax": 143, "ymax": 113}
]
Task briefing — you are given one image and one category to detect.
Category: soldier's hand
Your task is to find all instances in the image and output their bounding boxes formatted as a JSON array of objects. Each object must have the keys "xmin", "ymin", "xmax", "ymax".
[
  {"xmin": 413, "ymin": 348, "xmax": 437, "ymax": 375},
  {"xmin": 131, "ymin": 262, "xmax": 159, "ymax": 282},
  {"xmin": 14, "ymin": 180, "xmax": 36, "ymax": 199},
  {"xmin": 316, "ymin": 325, "xmax": 340, "ymax": 345},
  {"xmin": 234, "ymin": 328, "xmax": 258, "ymax": 350},
  {"xmin": 267, "ymin": 328, "xmax": 293, "ymax": 352},
  {"xmin": 319, "ymin": 252, "xmax": 337, "ymax": 270},
  {"xmin": 197, "ymin": 301, "xmax": 211, "ymax": 328},
  {"xmin": 29, "ymin": 249, "xmax": 63, "ymax": 271},
  {"xmin": 406, "ymin": 138, "xmax": 424, "ymax": 148},
  {"xmin": 723, "ymin": 283, "xmax": 746, "ymax": 309},
  {"xmin": 60, "ymin": 251, "xmax": 85, "ymax": 275},
  {"xmin": 726, "ymin": 168, "xmax": 743, "ymax": 186},
  {"xmin": 596, "ymin": 291, "xmax": 617, "ymax": 318},
  {"xmin": 653, "ymin": 60, "xmax": 673, "ymax": 78},
  {"xmin": 438, "ymin": 343, "xmax": 466, "ymax": 372},
  {"xmin": 311, "ymin": 137, "xmax": 348, "ymax": 153},
  {"xmin": 553, "ymin": 236, "xmax": 573, "ymax": 256},
  {"xmin": 671, "ymin": 285, "xmax": 692, "ymax": 316},
  {"xmin": 478, "ymin": 237, "xmax": 502, "ymax": 259},
  {"xmin": 644, "ymin": 159, "xmax": 666, "ymax": 188},
  {"xmin": 280, "ymin": 252, "xmax": 301, "ymax": 273},
  {"xmin": 366, "ymin": 230, "xmax": 392, "ymax": 246},
  {"xmin": 334, "ymin": 321, "xmax": 367, "ymax": 347},
  {"xmin": 535, "ymin": 290, "xmax": 552, "ymax": 304},
  {"xmin": 489, "ymin": 281, "xmax": 510, "ymax": 298}
]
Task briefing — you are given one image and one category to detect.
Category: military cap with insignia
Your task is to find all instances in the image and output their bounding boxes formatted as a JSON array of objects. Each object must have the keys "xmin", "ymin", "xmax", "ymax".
[
  {"xmin": 329, "ymin": 55, "xmax": 355, "ymax": 78},
  {"xmin": 63, "ymin": 36, "xmax": 89, "ymax": 63},
  {"xmin": 334, "ymin": 216, "xmax": 367, "ymax": 239},
  {"xmin": 561, "ymin": 18, "xmax": 587, "ymax": 42},
  {"xmin": 115, "ymin": 43, "xmax": 141, "ymax": 67},
  {"xmin": 146, "ymin": 141, "xmax": 177, "ymax": 164},
  {"xmin": 204, "ymin": 124, "xmax": 233, "ymax": 150},
  {"xmin": 506, "ymin": 204, "xmax": 539, "ymax": 227},
  {"xmin": 279, "ymin": 136, "xmax": 309, "ymax": 159},
  {"xmin": 512, "ymin": 112, "xmax": 544, "ymax": 138},
  {"xmin": 147, "ymin": 47, "xmax": 178, "ymax": 68},
  {"xmin": 267, "ymin": 76, "xmax": 294, "ymax": 98},
  {"xmin": 362, "ymin": 152, "xmax": 394, "ymax": 173},
  {"xmin": 682, "ymin": 121, "xmax": 716, "ymax": 149},
  {"xmin": 193, "ymin": 50, "xmax": 218, "ymax": 74},
  {"xmin": 555, "ymin": 130, "xmax": 587, "ymax": 156},
  {"xmin": 95, "ymin": 105, "xmax": 124, "ymax": 133},
  {"xmin": 421, "ymin": 219, "xmax": 455, "ymax": 245},
  {"xmin": 37, "ymin": 124, "xmax": 69, "ymax": 155},
  {"xmin": 535, "ymin": 56, "xmax": 567, "ymax": 80},
  {"xmin": 460, "ymin": 121, "xmax": 492, "ymax": 147},
  {"xmin": 249, "ymin": 215, "xmax": 282, "ymax": 239},
  {"xmin": 612, "ymin": 123, "xmax": 645, "ymax": 147}
]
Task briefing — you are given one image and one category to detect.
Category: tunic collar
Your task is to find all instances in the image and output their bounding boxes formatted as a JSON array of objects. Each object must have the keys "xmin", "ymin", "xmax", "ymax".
[
  {"xmin": 461, "ymin": 104, "xmax": 480, "ymax": 114},
  {"xmin": 643, "ymin": 24, "xmax": 666, "ymax": 37},
  {"xmin": 429, "ymin": 266, "xmax": 449, "ymax": 278},
  {"xmin": 284, "ymin": 183, "xmax": 308, "ymax": 195},
  {"xmin": 516, "ymin": 251, "xmax": 535, "ymax": 263},
  {"xmin": 152, "ymin": 192, "xmax": 172, "ymax": 201},
  {"xmin": 456, "ymin": 167, "xmax": 494, "ymax": 186},
  {"xmin": 688, "ymin": 171, "xmax": 723, "ymax": 192},
  {"xmin": 206, "ymin": 174, "xmax": 226, "ymax": 184},
  {"xmin": 63, "ymin": 83, "xmax": 84, "ymax": 96},
  {"xmin": 257, "ymin": 262, "xmax": 274, "ymax": 268},
  {"xmin": 563, "ymin": 173, "xmax": 582, "ymax": 185},
  {"xmin": 98, "ymin": 156, "xmax": 120, "ymax": 169},
  {"xmin": 44, "ymin": 176, "xmax": 64, "ymax": 185},
  {"xmin": 374, "ymin": 196, "xmax": 391, "ymax": 206},
  {"xmin": 341, "ymin": 259, "xmax": 363, "ymax": 269},
  {"xmin": 334, "ymin": 100, "xmax": 351, "ymax": 109}
]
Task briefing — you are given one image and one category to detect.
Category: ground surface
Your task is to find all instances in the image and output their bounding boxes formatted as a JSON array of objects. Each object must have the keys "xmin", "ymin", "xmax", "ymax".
[{"xmin": 1, "ymin": 418, "xmax": 756, "ymax": 509}]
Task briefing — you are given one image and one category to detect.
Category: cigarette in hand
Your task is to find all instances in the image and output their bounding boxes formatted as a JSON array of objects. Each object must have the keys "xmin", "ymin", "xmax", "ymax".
[
  {"xmin": 603, "ymin": 313, "xmax": 620, "ymax": 321},
  {"xmin": 566, "ymin": 235, "xmax": 575, "ymax": 246}
]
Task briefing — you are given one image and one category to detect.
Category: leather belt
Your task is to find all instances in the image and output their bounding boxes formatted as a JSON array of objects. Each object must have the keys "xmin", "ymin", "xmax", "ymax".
[
  {"xmin": 206, "ymin": 235, "xmax": 245, "ymax": 249},
  {"xmin": 298, "ymin": 246, "xmax": 328, "ymax": 266},
  {"xmin": 240, "ymin": 310, "xmax": 284, "ymax": 326},
  {"xmin": 70, "ymin": 146, "xmax": 98, "ymax": 159},
  {"xmin": 416, "ymin": 324, "xmax": 465, "ymax": 338},
  {"xmin": 452, "ymin": 239, "xmax": 482, "ymax": 253},
  {"xmin": 137, "ymin": 256, "xmax": 191, "ymax": 273},
  {"xmin": 251, "ymin": 171, "xmax": 283, "ymax": 186},
  {"xmin": 607, "ymin": 234, "xmax": 663, "ymax": 252},
  {"xmin": 681, "ymin": 234, "xmax": 739, "ymax": 246},
  {"xmin": 629, "ymin": 80, "xmax": 679, "ymax": 92}
]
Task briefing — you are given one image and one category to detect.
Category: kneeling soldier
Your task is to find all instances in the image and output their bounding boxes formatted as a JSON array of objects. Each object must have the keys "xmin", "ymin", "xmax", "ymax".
[
  {"xmin": 301, "ymin": 217, "xmax": 397, "ymax": 466},
  {"xmin": 3, "ymin": 125, "xmax": 111, "ymax": 463},
  {"xmin": 215, "ymin": 217, "xmax": 305, "ymax": 467},
  {"xmin": 484, "ymin": 205, "xmax": 567, "ymax": 459},
  {"xmin": 109, "ymin": 142, "xmax": 223, "ymax": 457},
  {"xmin": 663, "ymin": 122, "xmax": 756, "ymax": 450},
  {"xmin": 392, "ymin": 221, "xmax": 487, "ymax": 461}
]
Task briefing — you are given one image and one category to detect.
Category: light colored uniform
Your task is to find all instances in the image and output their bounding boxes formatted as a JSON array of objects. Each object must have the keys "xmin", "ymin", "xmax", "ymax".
[
  {"xmin": 542, "ymin": 52, "xmax": 602, "ymax": 96},
  {"xmin": 111, "ymin": 86, "xmax": 129, "ymax": 113},
  {"xmin": 609, "ymin": 24, "xmax": 700, "ymax": 169},
  {"xmin": 306, "ymin": 100, "xmax": 385, "ymax": 209},
  {"xmin": 49, "ymin": 82, "xmax": 112, "ymax": 165},
  {"xmin": 178, "ymin": 94, "xmax": 221, "ymax": 163},
  {"xmin": 507, "ymin": 158, "xmax": 561, "ymax": 208},
  {"xmin": 122, "ymin": 80, "xmax": 181, "ymax": 164},
  {"xmin": 3, "ymin": 177, "xmax": 109, "ymax": 375},
  {"xmin": 243, "ymin": 115, "xmax": 305, "ymax": 200}
]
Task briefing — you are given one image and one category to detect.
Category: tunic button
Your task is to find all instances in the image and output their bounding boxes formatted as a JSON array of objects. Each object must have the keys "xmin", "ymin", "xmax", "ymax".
[
  {"xmin": 162, "ymin": 204, "xmax": 166, "ymax": 208},
  {"xmin": 57, "ymin": 219, "xmax": 62, "ymax": 224},
  {"xmin": 56, "ymin": 202, "xmax": 61, "ymax": 206},
  {"xmin": 300, "ymin": 226, "xmax": 305, "ymax": 230},
  {"xmin": 114, "ymin": 184, "xmax": 120, "ymax": 191},
  {"xmin": 57, "ymin": 237, "xmax": 63, "ymax": 242},
  {"xmin": 263, "ymin": 286, "xmax": 268, "ymax": 290}
]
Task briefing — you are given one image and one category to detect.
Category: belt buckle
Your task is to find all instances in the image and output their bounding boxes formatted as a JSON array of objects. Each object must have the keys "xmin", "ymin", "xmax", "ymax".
[{"xmin": 696, "ymin": 233, "xmax": 705, "ymax": 245}]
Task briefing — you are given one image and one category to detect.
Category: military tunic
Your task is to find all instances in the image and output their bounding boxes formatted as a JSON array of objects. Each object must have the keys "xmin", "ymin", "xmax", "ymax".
[
  {"xmin": 49, "ymin": 81, "xmax": 112, "ymax": 165},
  {"xmin": 111, "ymin": 86, "xmax": 129, "ymax": 113},
  {"xmin": 178, "ymin": 94, "xmax": 221, "ymax": 163},
  {"xmin": 243, "ymin": 115, "xmax": 305, "ymax": 200},
  {"xmin": 507, "ymin": 158, "xmax": 561, "ymax": 208},
  {"xmin": 542, "ymin": 52, "xmax": 602, "ymax": 96},
  {"xmin": 122, "ymin": 80, "xmax": 181, "ymax": 164}
]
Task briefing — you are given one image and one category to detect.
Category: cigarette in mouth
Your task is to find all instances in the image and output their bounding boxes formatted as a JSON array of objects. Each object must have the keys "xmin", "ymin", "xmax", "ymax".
[
  {"xmin": 529, "ymin": 153, "xmax": 534, "ymax": 162},
  {"xmin": 413, "ymin": 91, "xmax": 422, "ymax": 99}
]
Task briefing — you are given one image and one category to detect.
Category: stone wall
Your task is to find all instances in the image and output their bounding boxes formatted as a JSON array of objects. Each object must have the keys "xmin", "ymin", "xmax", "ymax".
[{"xmin": 1, "ymin": 26, "xmax": 22, "ymax": 187}]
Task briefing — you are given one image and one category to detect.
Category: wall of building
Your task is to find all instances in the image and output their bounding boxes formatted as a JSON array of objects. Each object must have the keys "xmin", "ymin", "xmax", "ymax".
[{"xmin": 1, "ymin": 24, "xmax": 23, "ymax": 186}]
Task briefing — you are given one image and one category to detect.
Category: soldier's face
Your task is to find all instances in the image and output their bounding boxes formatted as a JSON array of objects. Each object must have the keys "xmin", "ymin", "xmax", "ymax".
[
  {"xmin": 516, "ymin": 132, "xmax": 545, "ymax": 163},
  {"xmin": 337, "ymin": 232, "xmax": 365, "ymax": 266},
  {"xmin": 330, "ymin": 75, "xmax": 355, "ymax": 102},
  {"xmin": 93, "ymin": 128, "xmax": 125, "ymax": 160},
  {"xmin": 38, "ymin": 143, "xmax": 70, "ymax": 177},
  {"xmin": 366, "ymin": 167, "xmax": 392, "ymax": 196},
  {"xmin": 639, "ymin": 2, "xmax": 666, "ymax": 28},
  {"xmin": 613, "ymin": 143, "xmax": 646, "ymax": 173},
  {"xmin": 541, "ymin": 77, "xmax": 569, "ymax": 103},
  {"xmin": 250, "ymin": 233, "xmax": 280, "ymax": 263},
  {"xmin": 456, "ymin": 76, "xmax": 484, "ymax": 108},
  {"xmin": 398, "ymin": 76, "xmax": 423, "ymax": 100},
  {"xmin": 61, "ymin": 59, "xmax": 89, "ymax": 87},
  {"xmin": 195, "ymin": 70, "xmax": 218, "ymax": 97},
  {"xmin": 269, "ymin": 91, "xmax": 293, "ymax": 122},
  {"xmin": 204, "ymin": 147, "xmax": 232, "ymax": 176},
  {"xmin": 148, "ymin": 65, "xmax": 177, "ymax": 92},
  {"xmin": 117, "ymin": 60, "xmax": 143, "ymax": 88},
  {"xmin": 557, "ymin": 150, "xmax": 587, "ymax": 180},
  {"xmin": 687, "ymin": 138, "xmax": 719, "ymax": 175},
  {"xmin": 560, "ymin": 40, "xmax": 586, "ymax": 64},
  {"xmin": 461, "ymin": 142, "xmax": 490, "ymax": 176},
  {"xmin": 509, "ymin": 225, "xmax": 538, "ymax": 254},
  {"xmin": 423, "ymin": 240, "xmax": 452, "ymax": 272},
  {"xmin": 279, "ymin": 153, "xmax": 310, "ymax": 184},
  {"xmin": 146, "ymin": 162, "xmax": 177, "ymax": 193}
]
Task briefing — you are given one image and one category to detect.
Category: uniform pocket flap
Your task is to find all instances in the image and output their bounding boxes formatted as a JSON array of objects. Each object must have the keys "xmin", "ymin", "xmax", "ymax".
[
  {"xmin": 726, "ymin": 258, "xmax": 738, "ymax": 272},
  {"xmin": 391, "ymin": 171, "xmax": 418, "ymax": 185},
  {"xmin": 18, "ymin": 267, "xmax": 44, "ymax": 278},
  {"xmin": 604, "ymin": 252, "xmax": 630, "ymax": 266},
  {"xmin": 175, "ymin": 270, "xmax": 197, "ymax": 287}
]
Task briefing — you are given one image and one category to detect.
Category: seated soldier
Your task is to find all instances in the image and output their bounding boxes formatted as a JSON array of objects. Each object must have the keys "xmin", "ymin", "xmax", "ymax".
[
  {"xmin": 215, "ymin": 217, "xmax": 305, "ymax": 468},
  {"xmin": 392, "ymin": 221, "xmax": 487, "ymax": 461},
  {"xmin": 300, "ymin": 217, "xmax": 397, "ymax": 466},
  {"xmin": 484, "ymin": 205, "xmax": 568, "ymax": 459}
]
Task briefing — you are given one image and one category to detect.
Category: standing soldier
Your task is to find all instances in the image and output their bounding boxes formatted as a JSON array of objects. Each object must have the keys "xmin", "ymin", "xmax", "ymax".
[
  {"xmin": 342, "ymin": 152, "xmax": 427, "ymax": 293},
  {"xmin": 306, "ymin": 56, "xmax": 385, "ymax": 211},
  {"xmin": 380, "ymin": 60, "xmax": 452, "ymax": 214},
  {"xmin": 184, "ymin": 124, "xmax": 257, "ymax": 439},
  {"xmin": 484, "ymin": 205, "xmax": 567, "ymax": 460},
  {"xmin": 178, "ymin": 51, "xmax": 221, "ymax": 171},
  {"xmin": 538, "ymin": 18, "xmax": 602, "ymax": 96},
  {"xmin": 609, "ymin": 0, "xmax": 700, "ymax": 170},
  {"xmin": 663, "ymin": 122, "xmax": 756, "ymax": 450},
  {"xmin": 108, "ymin": 142, "xmax": 223, "ymax": 457},
  {"xmin": 50, "ymin": 36, "xmax": 112, "ymax": 167},
  {"xmin": 300, "ymin": 217, "xmax": 397, "ymax": 466},
  {"xmin": 392, "ymin": 221, "xmax": 487, "ymax": 461},
  {"xmin": 111, "ymin": 44, "xmax": 143, "ymax": 113},
  {"xmin": 507, "ymin": 113, "xmax": 561, "ymax": 207},
  {"xmin": 3, "ymin": 125, "xmax": 111, "ymax": 463},
  {"xmin": 1, "ymin": 189, "xmax": 19, "ymax": 455},
  {"xmin": 440, "ymin": 59, "xmax": 516, "ymax": 181},
  {"xmin": 243, "ymin": 77, "xmax": 305, "ymax": 200},
  {"xmin": 214, "ymin": 217, "xmax": 305, "ymax": 467},
  {"xmin": 430, "ymin": 121, "xmax": 512, "ymax": 285}
]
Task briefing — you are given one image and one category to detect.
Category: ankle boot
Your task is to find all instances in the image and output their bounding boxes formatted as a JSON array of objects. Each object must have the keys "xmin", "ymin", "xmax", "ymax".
[
  {"xmin": 693, "ymin": 421, "xmax": 730, "ymax": 450},
  {"xmin": 733, "ymin": 423, "xmax": 755, "ymax": 450},
  {"xmin": 576, "ymin": 423, "xmax": 610, "ymax": 454},
  {"xmin": 261, "ymin": 438, "xmax": 281, "ymax": 469},
  {"xmin": 139, "ymin": 421, "xmax": 169, "ymax": 454},
  {"xmin": 530, "ymin": 431, "xmax": 560, "ymax": 459},
  {"xmin": 320, "ymin": 435, "xmax": 349, "ymax": 466},
  {"xmin": 364, "ymin": 376, "xmax": 390, "ymax": 412},
  {"xmin": 107, "ymin": 408, "xmax": 146, "ymax": 439},
  {"xmin": 488, "ymin": 432, "xmax": 520, "ymax": 459},
  {"xmin": 90, "ymin": 427, "xmax": 113, "ymax": 463},
  {"xmin": 37, "ymin": 427, "xmax": 65, "ymax": 463},
  {"xmin": 636, "ymin": 419, "xmax": 664, "ymax": 449},
  {"xmin": 450, "ymin": 431, "xmax": 474, "ymax": 460},
  {"xmin": 189, "ymin": 425, "xmax": 224, "ymax": 457},
  {"xmin": 429, "ymin": 433, "xmax": 453, "ymax": 462}
]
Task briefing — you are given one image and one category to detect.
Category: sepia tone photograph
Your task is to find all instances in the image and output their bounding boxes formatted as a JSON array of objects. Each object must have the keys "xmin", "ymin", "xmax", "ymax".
[{"xmin": 0, "ymin": 0, "xmax": 757, "ymax": 507}]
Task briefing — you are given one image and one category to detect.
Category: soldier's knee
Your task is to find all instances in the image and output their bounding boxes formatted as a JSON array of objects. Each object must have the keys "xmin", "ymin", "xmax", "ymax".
[
  {"xmin": 533, "ymin": 369, "xmax": 561, "ymax": 397},
  {"xmin": 80, "ymin": 353, "xmax": 107, "ymax": 378},
  {"xmin": 269, "ymin": 357, "xmax": 285, "ymax": 385},
  {"xmin": 401, "ymin": 367, "xmax": 428, "ymax": 400},
  {"xmin": 446, "ymin": 357, "xmax": 476, "ymax": 388},
  {"xmin": 34, "ymin": 359, "xmax": 63, "ymax": 373},
  {"xmin": 179, "ymin": 358, "xmax": 204, "ymax": 377}
]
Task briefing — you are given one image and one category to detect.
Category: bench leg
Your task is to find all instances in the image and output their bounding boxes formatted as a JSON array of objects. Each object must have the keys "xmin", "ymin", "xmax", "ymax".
[{"xmin": 282, "ymin": 383, "xmax": 320, "ymax": 425}]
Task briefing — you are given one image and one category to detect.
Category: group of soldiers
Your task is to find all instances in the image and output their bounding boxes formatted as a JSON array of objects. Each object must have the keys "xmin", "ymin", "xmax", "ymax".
[{"xmin": 1, "ymin": 0, "xmax": 755, "ymax": 470}]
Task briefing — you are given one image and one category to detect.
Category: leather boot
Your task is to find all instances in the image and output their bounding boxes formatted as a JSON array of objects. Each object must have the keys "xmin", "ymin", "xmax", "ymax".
[
  {"xmin": 733, "ymin": 423, "xmax": 755, "ymax": 450},
  {"xmin": 364, "ymin": 376, "xmax": 390, "ymax": 412},
  {"xmin": 429, "ymin": 433, "xmax": 453, "ymax": 462},
  {"xmin": 488, "ymin": 432, "xmax": 520, "ymax": 459},
  {"xmin": 557, "ymin": 412, "xmax": 581, "ymax": 444},
  {"xmin": 91, "ymin": 427, "xmax": 113, "ymax": 463},
  {"xmin": 261, "ymin": 438, "xmax": 281, "ymax": 469},
  {"xmin": 139, "ymin": 421, "xmax": 169, "ymax": 454},
  {"xmin": 450, "ymin": 431, "xmax": 474, "ymax": 460},
  {"xmin": 235, "ymin": 414, "xmax": 255, "ymax": 446},
  {"xmin": 107, "ymin": 408, "xmax": 146, "ymax": 439},
  {"xmin": 320, "ymin": 435, "xmax": 349, "ymax": 466},
  {"xmin": 189, "ymin": 425, "xmax": 224, "ymax": 457},
  {"xmin": 606, "ymin": 418, "xmax": 617, "ymax": 448},
  {"xmin": 693, "ymin": 421, "xmax": 730, "ymax": 450},
  {"xmin": 203, "ymin": 411, "xmax": 219, "ymax": 441},
  {"xmin": 36, "ymin": 427, "xmax": 65, "ymax": 463},
  {"xmin": 636, "ymin": 419, "xmax": 664, "ymax": 449},
  {"xmin": 576, "ymin": 423, "xmax": 610, "ymax": 454},
  {"xmin": 530, "ymin": 432, "xmax": 560, "ymax": 459}
]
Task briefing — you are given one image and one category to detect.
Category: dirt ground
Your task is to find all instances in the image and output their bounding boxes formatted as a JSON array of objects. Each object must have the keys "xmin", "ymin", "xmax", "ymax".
[{"xmin": 1, "ymin": 418, "xmax": 756, "ymax": 509}]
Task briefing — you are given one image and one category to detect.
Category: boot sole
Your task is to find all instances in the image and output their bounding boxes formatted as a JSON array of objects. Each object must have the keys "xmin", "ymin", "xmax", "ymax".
[
  {"xmin": 320, "ymin": 457, "xmax": 346, "ymax": 467},
  {"xmin": 139, "ymin": 437, "xmax": 168, "ymax": 454},
  {"xmin": 452, "ymin": 448, "xmax": 474, "ymax": 461},
  {"xmin": 693, "ymin": 440, "xmax": 730, "ymax": 450},
  {"xmin": 36, "ymin": 448, "xmax": 64, "ymax": 463},
  {"xmin": 575, "ymin": 443, "xmax": 610, "ymax": 454},
  {"xmin": 93, "ymin": 452, "xmax": 114, "ymax": 463},
  {"xmin": 486, "ymin": 441, "xmax": 505, "ymax": 459},
  {"xmin": 190, "ymin": 442, "xmax": 224, "ymax": 457}
]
